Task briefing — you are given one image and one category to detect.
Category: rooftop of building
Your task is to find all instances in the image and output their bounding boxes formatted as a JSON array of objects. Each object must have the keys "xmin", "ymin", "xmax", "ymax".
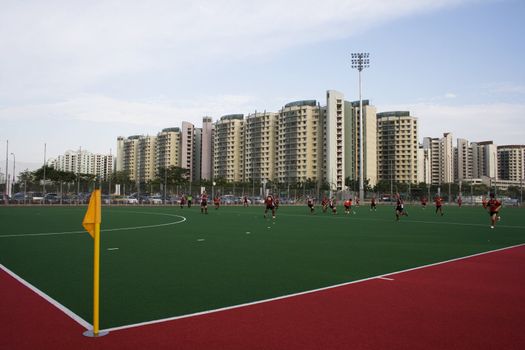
[
  {"xmin": 498, "ymin": 144, "xmax": 525, "ymax": 149},
  {"xmin": 220, "ymin": 114, "xmax": 244, "ymax": 121},
  {"xmin": 284, "ymin": 100, "xmax": 317, "ymax": 108},
  {"xmin": 161, "ymin": 127, "xmax": 180, "ymax": 133},
  {"xmin": 377, "ymin": 111, "xmax": 411, "ymax": 118},
  {"xmin": 350, "ymin": 100, "xmax": 370, "ymax": 107}
]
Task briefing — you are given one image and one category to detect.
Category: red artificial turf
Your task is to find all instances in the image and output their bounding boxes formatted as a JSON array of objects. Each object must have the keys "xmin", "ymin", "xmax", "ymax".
[{"xmin": 2, "ymin": 245, "xmax": 525, "ymax": 350}]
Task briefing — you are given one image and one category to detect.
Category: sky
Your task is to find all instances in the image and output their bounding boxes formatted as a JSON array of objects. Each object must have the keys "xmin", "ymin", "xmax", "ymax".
[{"xmin": 1, "ymin": 0, "xmax": 524, "ymax": 175}]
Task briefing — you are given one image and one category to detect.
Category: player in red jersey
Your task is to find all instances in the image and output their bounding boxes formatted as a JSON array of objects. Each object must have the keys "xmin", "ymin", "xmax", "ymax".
[
  {"xmin": 274, "ymin": 197, "xmax": 280, "ymax": 210},
  {"xmin": 180, "ymin": 195, "xmax": 186, "ymax": 209},
  {"xmin": 395, "ymin": 194, "xmax": 408, "ymax": 221},
  {"xmin": 487, "ymin": 193, "xmax": 502, "ymax": 229},
  {"xmin": 457, "ymin": 196, "xmax": 463, "ymax": 208},
  {"xmin": 321, "ymin": 197, "xmax": 328, "ymax": 213},
  {"xmin": 200, "ymin": 192, "xmax": 208, "ymax": 214},
  {"xmin": 421, "ymin": 196, "xmax": 427, "ymax": 209},
  {"xmin": 435, "ymin": 195, "xmax": 444, "ymax": 216},
  {"xmin": 329, "ymin": 197, "xmax": 337, "ymax": 215},
  {"xmin": 370, "ymin": 197, "xmax": 377, "ymax": 211},
  {"xmin": 264, "ymin": 194, "xmax": 276, "ymax": 219},
  {"xmin": 243, "ymin": 195, "xmax": 249, "ymax": 207},
  {"xmin": 344, "ymin": 198, "xmax": 353, "ymax": 215},
  {"xmin": 213, "ymin": 195, "xmax": 220, "ymax": 210},
  {"xmin": 482, "ymin": 196, "xmax": 488, "ymax": 209},
  {"xmin": 307, "ymin": 197, "xmax": 315, "ymax": 214}
]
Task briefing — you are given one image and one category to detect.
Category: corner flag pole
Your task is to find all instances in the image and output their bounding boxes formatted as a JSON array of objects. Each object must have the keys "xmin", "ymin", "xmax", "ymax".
[{"xmin": 82, "ymin": 189, "xmax": 108, "ymax": 337}]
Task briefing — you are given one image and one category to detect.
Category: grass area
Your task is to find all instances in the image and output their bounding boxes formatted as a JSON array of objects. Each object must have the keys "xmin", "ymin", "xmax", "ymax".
[{"xmin": 1, "ymin": 203, "xmax": 524, "ymax": 329}]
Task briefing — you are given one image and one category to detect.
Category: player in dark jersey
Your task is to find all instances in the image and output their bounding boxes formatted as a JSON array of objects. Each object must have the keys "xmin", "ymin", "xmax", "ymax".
[
  {"xmin": 487, "ymin": 193, "xmax": 502, "ymax": 229},
  {"xmin": 457, "ymin": 196, "xmax": 463, "ymax": 208},
  {"xmin": 243, "ymin": 195, "xmax": 249, "ymax": 207},
  {"xmin": 435, "ymin": 195, "xmax": 444, "ymax": 216},
  {"xmin": 307, "ymin": 197, "xmax": 315, "ymax": 214},
  {"xmin": 180, "ymin": 195, "xmax": 186, "ymax": 209},
  {"xmin": 200, "ymin": 192, "xmax": 208, "ymax": 214},
  {"xmin": 213, "ymin": 195, "xmax": 220, "ymax": 210},
  {"xmin": 395, "ymin": 195, "xmax": 408, "ymax": 221},
  {"xmin": 329, "ymin": 197, "xmax": 337, "ymax": 215},
  {"xmin": 264, "ymin": 194, "xmax": 276, "ymax": 219},
  {"xmin": 321, "ymin": 197, "xmax": 328, "ymax": 213},
  {"xmin": 370, "ymin": 197, "xmax": 377, "ymax": 211},
  {"xmin": 274, "ymin": 197, "xmax": 280, "ymax": 210}
]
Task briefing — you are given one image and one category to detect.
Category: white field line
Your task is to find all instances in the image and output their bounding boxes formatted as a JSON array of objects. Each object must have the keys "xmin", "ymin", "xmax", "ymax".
[
  {"xmin": 238, "ymin": 211, "xmax": 525, "ymax": 230},
  {"xmin": 0, "ymin": 212, "xmax": 187, "ymax": 238},
  {"xmin": 377, "ymin": 277, "xmax": 394, "ymax": 281},
  {"xmin": 101, "ymin": 242, "xmax": 525, "ymax": 333},
  {"xmin": 0, "ymin": 263, "xmax": 92, "ymax": 330},
  {"xmin": 0, "ymin": 211, "xmax": 187, "ymax": 331}
]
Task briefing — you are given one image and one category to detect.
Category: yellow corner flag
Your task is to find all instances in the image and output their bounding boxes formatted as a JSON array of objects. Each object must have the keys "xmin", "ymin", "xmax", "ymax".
[
  {"xmin": 83, "ymin": 189, "xmax": 101, "ymax": 239},
  {"xmin": 82, "ymin": 189, "xmax": 108, "ymax": 337}
]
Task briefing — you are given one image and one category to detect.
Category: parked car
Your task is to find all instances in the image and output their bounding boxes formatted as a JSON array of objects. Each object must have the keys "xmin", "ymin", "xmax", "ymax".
[
  {"xmin": 165, "ymin": 196, "xmax": 180, "ymax": 204},
  {"xmin": 29, "ymin": 192, "xmax": 44, "ymax": 203},
  {"xmin": 44, "ymin": 193, "xmax": 60, "ymax": 204},
  {"xmin": 11, "ymin": 192, "xmax": 30, "ymax": 203},
  {"xmin": 124, "ymin": 196, "xmax": 138, "ymax": 204},
  {"xmin": 144, "ymin": 195, "xmax": 163, "ymax": 204},
  {"xmin": 250, "ymin": 196, "xmax": 264, "ymax": 204},
  {"xmin": 221, "ymin": 195, "xmax": 235, "ymax": 205}
]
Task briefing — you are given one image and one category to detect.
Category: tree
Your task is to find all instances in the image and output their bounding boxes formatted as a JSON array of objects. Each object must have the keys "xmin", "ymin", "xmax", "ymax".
[{"xmin": 17, "ymin": 169, "xmax": 35, "ymax": 191}]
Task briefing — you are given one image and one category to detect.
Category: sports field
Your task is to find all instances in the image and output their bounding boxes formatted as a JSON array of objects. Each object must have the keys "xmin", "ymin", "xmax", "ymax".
[{"xmin": 0, "ymin": 203, "xmax": 524, "ymax": 332}]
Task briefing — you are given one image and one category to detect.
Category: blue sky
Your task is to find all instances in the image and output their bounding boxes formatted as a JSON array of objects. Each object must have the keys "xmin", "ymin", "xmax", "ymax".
[{"xmin": 1, "ymin": 0, "xmax": 524, "ymax": 173}]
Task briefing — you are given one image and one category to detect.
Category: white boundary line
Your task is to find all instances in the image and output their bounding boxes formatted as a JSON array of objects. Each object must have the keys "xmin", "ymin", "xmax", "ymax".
[
  {"xmin": 101, "ymin": 242, "xmax": 525, "ymax": 333},
  {"xmin": 377, "ymin": 277, "xmax": 394, "ymax": 281},
  {"xmin": 0, "ymin": 263, "xmax": 92, "ymax": 330},
  {"xmin": 0, "ymin": 211, "xmax": 188, "ymax": 331},
  {"xmin": 228, "ymin": 210, "xmax": 525, "ymax": 229},
  {"xmin": 0, "ymin": 212, "xmax": 187, "ymax": 238}
]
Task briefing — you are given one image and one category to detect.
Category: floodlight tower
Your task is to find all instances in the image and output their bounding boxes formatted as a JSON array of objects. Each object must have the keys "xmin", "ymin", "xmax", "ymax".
[{"xmin": 351, "ymin": 52, "xmax": 370, "ymax": 202}]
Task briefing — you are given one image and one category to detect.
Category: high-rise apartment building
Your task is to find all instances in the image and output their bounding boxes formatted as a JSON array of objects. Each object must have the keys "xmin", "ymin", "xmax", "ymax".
[
  {"xmin": 344, "ymin": 100, "xmax": 378, "ymax": 188},
  {"xmin": 213, "ymin": 114, "xmax": 244, "ymax": 182},
  {"xmin": 181, "ymin": 122, "xmax": 194, "ymax": 181},
  {"xmin": 156, "ymin": 127, "xmax": 181, "ymax": 169},
  {"xmin": 423, "ymin": 132, "xmax": 454, "ymax": 185},
  {"xmin": 417, "ymin": 146, "xmax": 431, "ymax": 184},
  {"xmin": 472, "ymin": 141, "xmax": 498, "ymax": 180},
  {"xmin": 137, "ymin": 136, "xmax": 157, "ymax": 182},
  {"xmin": 121, "ymin": 135, "xmax": 141, "ymax": 181},
  {"xmin": 276, "ymin": 101, "xmax": 323, "ymax": 185},
  {"xmin": 454, "ymin": 138, "xmax": 473, "ymax": 182},
  {"xmin": 377, "ymin": 111, "xmax": 418, "ymax": 184},
  {"xmin": 497, "ymin": 145, "xmax": 524, "ymax": 182},
  {"xmin": 51, "ymin": 149, "xmax": 114, "ymax": 180},
  {"xmin": 201, "ymin": 117, "xmax": 214, "ymax": 181},
  {"xmin": 244, "ymin": 111, "xmax": 278, "ymax": 183},
  {"xmin": 325, "ymin": 91, "xmax": 346, "ymax": 191}
]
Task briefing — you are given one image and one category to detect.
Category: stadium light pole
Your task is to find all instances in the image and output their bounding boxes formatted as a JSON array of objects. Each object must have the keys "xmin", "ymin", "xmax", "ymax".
[
  {"xmin": 4, "ymin": 140, "xmax": 9, "ymax": 202},
  {"xmin": 351, "ymin": 52, "xmax": 370, "ymax": 202},
  {"xmin": 11, "ymin": 152, "xmax": 15, "ymax": 196}
]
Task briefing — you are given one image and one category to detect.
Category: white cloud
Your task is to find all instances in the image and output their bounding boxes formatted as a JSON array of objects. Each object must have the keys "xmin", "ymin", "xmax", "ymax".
[
  {"xmin": 0, "ymin": 93, "xmax": 258, "ymax": 127},
  {"xmin": 0, "ymin": 0, "xmax": 480, "ymax": 101}
]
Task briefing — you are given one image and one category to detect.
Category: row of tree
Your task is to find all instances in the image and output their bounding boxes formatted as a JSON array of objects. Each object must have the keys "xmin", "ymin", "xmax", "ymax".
[{"xmin": 7, "ymin": 165, "xmax": 522, "ymax": 200}]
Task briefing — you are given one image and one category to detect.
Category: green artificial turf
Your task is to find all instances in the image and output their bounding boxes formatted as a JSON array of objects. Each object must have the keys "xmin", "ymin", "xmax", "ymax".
[{"xmin": 1, "ymin": 204, "xmax": 524, "ymax": 329}]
